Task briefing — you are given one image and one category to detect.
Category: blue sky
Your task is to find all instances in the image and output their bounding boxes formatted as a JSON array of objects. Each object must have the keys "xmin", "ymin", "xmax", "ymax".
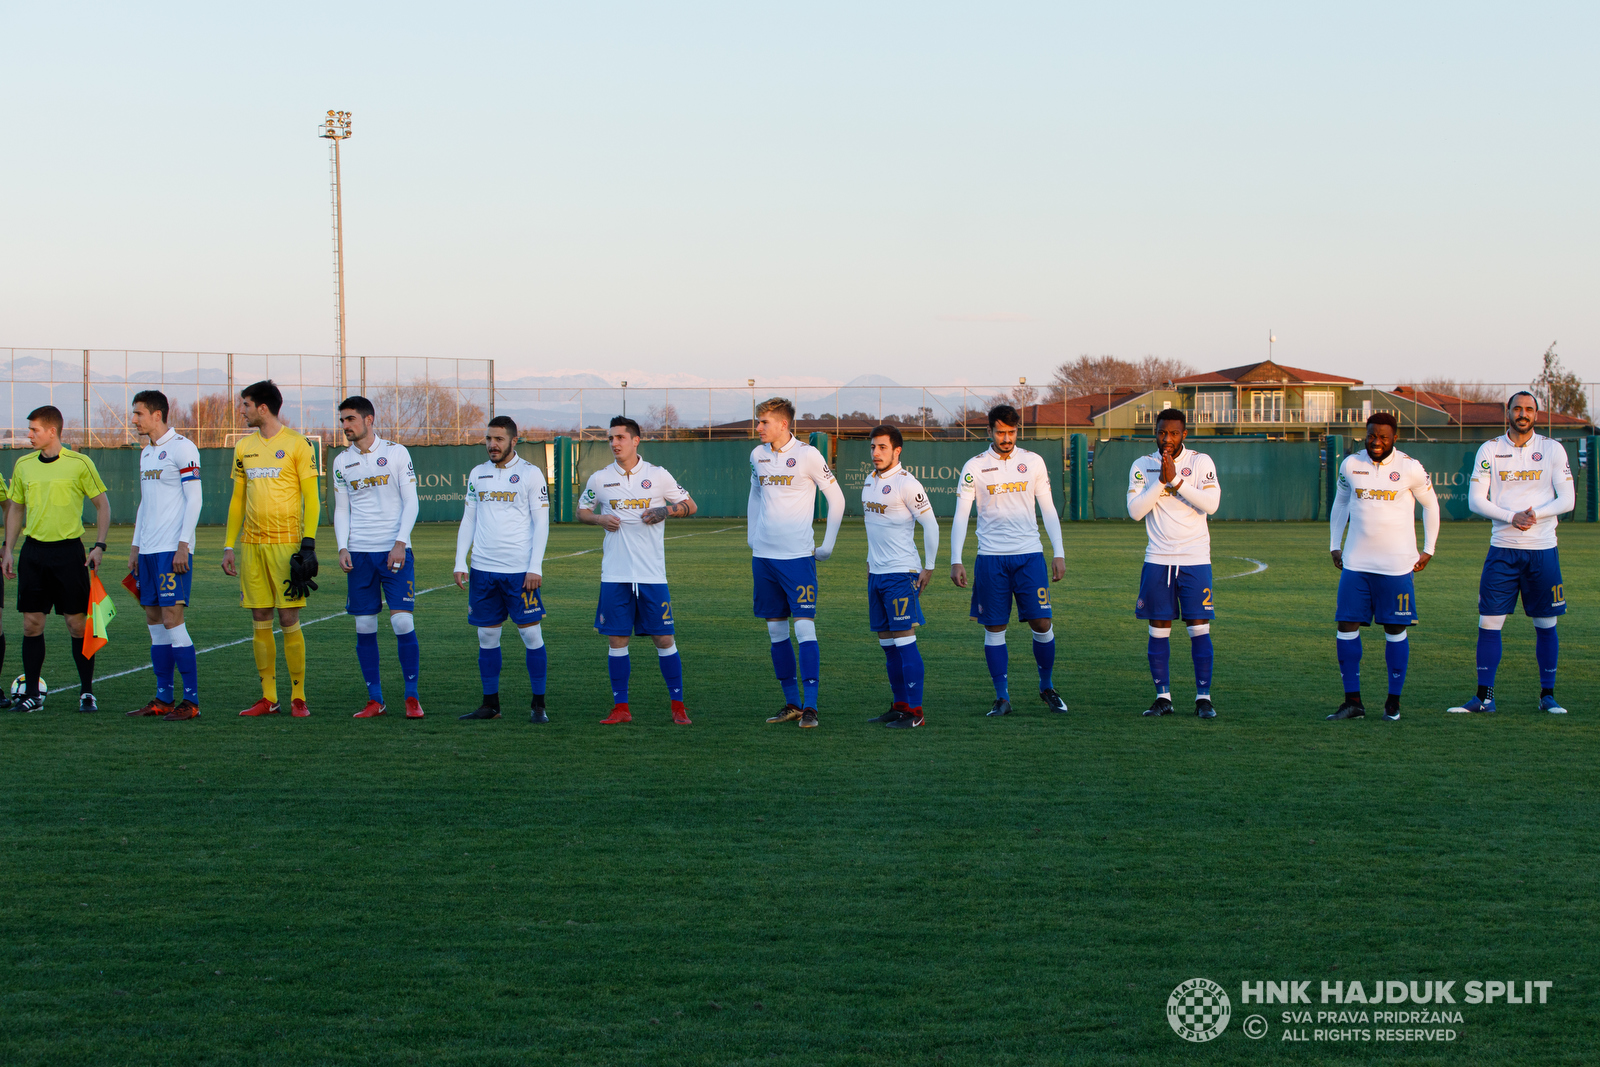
[{"xmin": 1, "ymin": 2, "xmax": 1594, "ymax": 386}]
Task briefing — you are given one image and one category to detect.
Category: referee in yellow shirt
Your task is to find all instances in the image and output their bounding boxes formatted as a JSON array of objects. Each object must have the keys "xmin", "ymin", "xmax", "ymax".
[
  {"xmin": 1, "ymin": 405, "xmax": 112, "ymax": 713},
  {"xmin": 220, "ymin": 381, "xmax": 322, "ymax": 717}
]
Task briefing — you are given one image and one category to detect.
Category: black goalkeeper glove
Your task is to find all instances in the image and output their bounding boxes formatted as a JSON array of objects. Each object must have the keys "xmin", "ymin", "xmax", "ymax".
[{"xmin": 284, "ymin": 537, "xmax": 319, "ymax": 599}]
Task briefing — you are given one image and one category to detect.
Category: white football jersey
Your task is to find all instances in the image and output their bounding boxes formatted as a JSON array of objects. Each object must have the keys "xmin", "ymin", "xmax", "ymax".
[
  {"xmin": 1330, "ymin": 449, "xmax": 1440, "ymax": 575},
  {"xmin": 579, "ymin": 457, "xmax": 691, "ymax": 584},
  {"xmin": 954, "ymin": 446, "xmax": 1060, "ymax": 557},
  {"xmin": 1126, "ymin": 449, "xmax": 1219, "ymax": 566},
  {"xmin": 332, "ymin": 436, "xmax": 420, "ymax": 552},
  {"xmin": 748, "ymin": 437, "xmax": 837, "ymax": 560},
  {"xmin": 133, "ymin": 429, "xmax": 202, "ymax": 554},
  {"xmin": 862, "ymin": 463, "xmax": 938, "ymax": 574},
  {"xmin": 453, "ymin": 455, "xmax": 550, "ymax": 575},
  {"xmin": 1469, "ymin": 434, "xmax": 1575, "ymax": 550}
]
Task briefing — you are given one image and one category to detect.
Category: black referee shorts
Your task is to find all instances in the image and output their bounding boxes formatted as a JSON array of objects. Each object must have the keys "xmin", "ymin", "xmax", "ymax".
[{"xmin": 17, "ymin": 539, "xmax": 90, "ymax": 616}]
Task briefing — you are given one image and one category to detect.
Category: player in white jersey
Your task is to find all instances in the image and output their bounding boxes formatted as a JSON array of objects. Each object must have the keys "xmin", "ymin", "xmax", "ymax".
[
  {"xmin": 860, "ymin": 425, "xmax": 939, "ymax": 729},
  {"xmin": 749, "ymin": 397, "xmax": 846, "ymax": 729},
  {"xmin": 1448, "ymin": 391, "xmax": 1576, "ymax": 715},
  {"xmin": 333, "ymin": 396, "xmax": 423, "ymax": 720},
  {"xmin": 1327, "ymin": 412, "xmax": 1440, "ymax": 721},
  {"xmin": 126, "ymin": 391, "xmax": 203, "ymax": 721},
  {"xmin": 453, "ymin": 416, "xmax": 552, "ymax": 723},
  {"xmin": 578, "ymin": 416, "xmax": 698, "ymax": 726},
  {"xmin": 950, "ymin": 404, "xmax": 1068, "ymax": 717},
  {"xmin": 1126, "ymin": 409, "xmax": 1221, "ymax": 719}
]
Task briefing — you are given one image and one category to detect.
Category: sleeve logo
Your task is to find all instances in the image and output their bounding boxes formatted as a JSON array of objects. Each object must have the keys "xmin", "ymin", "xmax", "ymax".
[
  {"xmin": 1134, "ymin": 471, "xmax": 1144, "ymax": 481},
  {"xmin": 1480, "ymin": 460, "xmax": 1491, "ymax": 470},
  {"xmin": 963, "ymin": 472, "xmax": 974, "ymax": 483},
  {"xmin": 275, "ymin": 450, "xmax": 286, "ymax": 459}
]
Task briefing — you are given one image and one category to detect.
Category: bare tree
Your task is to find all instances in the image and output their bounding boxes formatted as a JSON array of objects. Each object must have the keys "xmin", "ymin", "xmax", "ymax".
[
  {"xmin": 1047, "ymin": 355, "xmax": 1194, "ymax": 400},
  {"xmin": 645, "ymin": 403, "xmax": 681, "ymax": 438},
  {"xmin": 378, "ymin": 378, "xmax": 487, "ymax": 445},
  {"xmin": 1408, "ymin": 378, "xmax": 1501, "ymax": 404},
  {"xmin": 1530, "ymin": 342, "xmax": 1588, "ymax": 418}
]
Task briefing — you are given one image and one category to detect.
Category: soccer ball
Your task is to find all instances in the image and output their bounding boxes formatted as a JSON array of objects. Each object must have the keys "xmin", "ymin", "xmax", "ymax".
[{"xmin": 10, "ymin": 674, "xmax": 46, "ymax": 701}]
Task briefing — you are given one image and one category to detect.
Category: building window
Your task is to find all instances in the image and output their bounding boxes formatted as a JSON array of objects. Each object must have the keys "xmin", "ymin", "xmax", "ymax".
[
  {"xmin": 1195, "ymin": 392, "xmax": 1235, "ymax": 423},
  {"xmin": 1250, "ymin": 390, "xmax": 1284, "ymax": 423},
  {"xmin": 1303, "ymin": 390, "xmax": 1335, "ymax": 422}
]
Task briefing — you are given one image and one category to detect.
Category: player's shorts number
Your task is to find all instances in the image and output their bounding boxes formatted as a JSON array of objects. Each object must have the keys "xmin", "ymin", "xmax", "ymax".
[
  {"xmin": 893, "ymin": 597, "xmax": 910, "ymax": 616},
  {"xmin": 159, "ymin": 573, "xmax": 178, "ymax": 594},
  {"xmin": 1037, "ymin": 587, "xmax": 1049, "ymax": 609},
  {"xmin": 1552, "ymin": 584, "xmax": 1565, "ymax": 606},
  {"xmin": 521, "ymin": 590, "xmax": 540, "ymax": 609},
  {"xmin": 661, "ymin": 600, "xmax": 673, "ymax": 624},
  {"xmin": 796, "ymin": 584, "xmax": 817, "ymax": 604},
  {"xmin": 1202, "ymin": 587, "xmax": 1213, "ymax": 610},
  {"xmin": 1397, "ymin": 592, "xmax": 1411, "ymax": 613}
]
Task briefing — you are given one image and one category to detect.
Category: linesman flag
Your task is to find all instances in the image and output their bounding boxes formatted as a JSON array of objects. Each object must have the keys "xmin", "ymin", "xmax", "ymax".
[{"xmin": 83, "ymin": 571, "xmax": 117, "ymax": 659}]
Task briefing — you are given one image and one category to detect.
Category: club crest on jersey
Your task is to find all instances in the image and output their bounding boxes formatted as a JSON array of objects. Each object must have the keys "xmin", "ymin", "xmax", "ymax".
[
  {"xmin": 1390, "ymin": 471, "xmax": 1401, "ymax": 481},
  {"xmin": 377, "ymin": 456, "xmax": 388, "ymax": 466},
  {"xmin": 882, "ymin": 485, "xmax": 892, "ymax": 494},
  {"xmin": 509, "ymin": 474, "xmax": 520, "ymax": 483},
  {"xmin": 275, "ymin": 450, "xmax": 286, "ymax": 459},
  {"xmin": 158, "ymin": 450, "xmax": 167, "ymax": 459},
  {"xmin": 786, "ymin": 458, "xmax": 797, "ymax": 467},
  {"xmin": 1016, "ymin": 463, "xmax": 1027, "ymax": 473},
  {"xmin": 1533, "ymin": 452, "xmax": 1543, "ymax": 461},
  {"xmin": 1181, "ymin": 467, "xmax": 1191, "ymax": 477},
  {"xmin": 641, "ymin": 479, "xmax": 652, "ymax": 489}
]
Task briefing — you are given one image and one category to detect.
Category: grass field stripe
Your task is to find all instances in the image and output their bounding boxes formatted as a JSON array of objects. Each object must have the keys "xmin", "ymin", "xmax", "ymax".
[
  {"xmin": 66, "ymin": 526, "xmax": 744, "ymax": 689},
  {"xmin": 1216, "ymin": 556, "xmax": 1268, "ymax": 580}
]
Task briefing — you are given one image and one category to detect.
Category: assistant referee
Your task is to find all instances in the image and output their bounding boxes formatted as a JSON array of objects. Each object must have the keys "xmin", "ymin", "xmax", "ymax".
[{"xmin": 1, "ymin": 405, "xmax": 111, "ymax": 713}]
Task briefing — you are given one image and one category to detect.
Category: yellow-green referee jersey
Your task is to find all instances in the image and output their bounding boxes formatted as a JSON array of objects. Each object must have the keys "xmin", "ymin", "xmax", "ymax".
[{"xmin": 10, "ymin": 448, "xmax": 109, "ymax": 542}]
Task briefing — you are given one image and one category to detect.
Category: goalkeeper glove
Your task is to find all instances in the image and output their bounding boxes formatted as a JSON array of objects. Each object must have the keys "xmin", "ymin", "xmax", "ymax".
[{"xmin": 284, "ymin": 537, "xmax": 319, "ymax": 599}]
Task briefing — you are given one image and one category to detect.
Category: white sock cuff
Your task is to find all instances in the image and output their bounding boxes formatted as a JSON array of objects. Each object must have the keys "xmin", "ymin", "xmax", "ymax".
[
  {"xmin": 1336, "ymin": 630, "xmax": 1361, "ymax": 640},
  {"xmin": 391, "ymin": 612, "xmax": 415, "ymax": 635},
  {"xmin": 879, "ymin": 638, "xmax": 895, "ymax": 648},
  {"xmin": 657, "ymin": 642, "xmax": 678, "ymax": 657},
  {"xmin": 353, "ymin": 614, "xmax": 379, "ymax": 635},
  {"xmin": 1031, "ymin": 626, "xmax": 1054, "ymax": 643},
  {"xmin": 1148, "ymin": 625, "xmax": 1171, "ymax": 638},
  {"xmin": 1479, "ymin": 614, "xmax": 1507, "ymax": 631},
  {"xmin": 1186, "ymin": 623, "xmax": 1210, "ymax": 638},
  {"xmin": 793, "ymin": 619, "xmax": 817, "ymax": 643},
  {"xmin": 166, "ymin": 623, "xmax": 192, "ymax": 648},
  {"xmin": 1532, "ymin": 616, "xmax": 1558, "ymax": 629},
  {"xmin": 519, "ymin": 624, "xmax": 544, "ymax": 650},
  {"xmin": 767, "ymin": 619, "xmax": 790, "ymax": 643},
  {"xmin": 893, "ymin": 635, "xmax": 917, "ymax": 647},
  {"xmin": 984, "ymin": 629, "xmax": 1007, "ymax": 646},
  {"xmin": 148, "ymin": 623, "xmax": 171, "ymax": 644},
  {"xmin": 1384, "ymin": 629, "xmax": 1409, "ymax": 642},
  {"xmin": 608, "ymin": 645, "xmax": 630, "ymax": 657},
  {"xmin": 477, "ymin": 626, "xmax": 503, "ymax": 649}
]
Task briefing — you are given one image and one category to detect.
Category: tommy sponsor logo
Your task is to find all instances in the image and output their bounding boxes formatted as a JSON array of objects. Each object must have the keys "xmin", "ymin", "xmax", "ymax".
[
  {"xmin": 479, "ymin": 490, "xmax": 520, "ymax": 502},
  {"xmin": 1498, "ymin": 471, "xmax": 1543, "ymax": 482},
  {"xmin": 244, "ymin": 467, "xmax": 282, "ymax": 479},
  {"xmin": 619, "ymin": 498, "xmax": 650, "ymax": 509},
  {"xmin": 760, "ymin": 475, "xmax": 796, "ymax": 487},
  {"xmin": 141, "ymin": 469, "xmax": 164, "ymax": 481},
  {"xmin": 986, "ymin": 481, "xmax": 1028, "ymax": 496},
  {"xmin": 352, "ymin": 475, "xmax": 392, "ymax": 491},
  {"xmin": 1355, "ymin": 489, "xmax": 1400, "ymax": 501},
  {"xmin": 864, "ymin": 500, "xmax": 889, "ymax": 514}
]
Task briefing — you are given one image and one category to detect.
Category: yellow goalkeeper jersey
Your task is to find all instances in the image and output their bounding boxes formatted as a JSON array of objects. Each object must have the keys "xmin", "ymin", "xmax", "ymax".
[{"xmin": 232, "ymin": 428, "xmax": 316, "ymax": 544}]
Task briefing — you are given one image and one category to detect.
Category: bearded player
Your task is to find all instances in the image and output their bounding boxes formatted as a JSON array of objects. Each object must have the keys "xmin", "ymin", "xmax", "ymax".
[
  {"xmin": 860, "ymin": 425, "xmax": 939, "ymax": 729},
  {"xmin": 1126, "ymin": 409, "xmax": 1221, "ymax": 719},
  {"xmin": 1448, "ymin": 391, "xmax": 1575, "ymax": 715},
  {"xmin": 1327, "ymin": 412, "xmax": 1440, "ymax": 721},
  {"xmin": 950, "ymin": 404, "xmax": 1067, "ymax": 717}
]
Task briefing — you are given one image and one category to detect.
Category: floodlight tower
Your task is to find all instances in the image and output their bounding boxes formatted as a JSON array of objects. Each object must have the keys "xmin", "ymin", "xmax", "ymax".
[{"xmin": 321, "ymin": 110, "xmax": 353, "ymax": 395}]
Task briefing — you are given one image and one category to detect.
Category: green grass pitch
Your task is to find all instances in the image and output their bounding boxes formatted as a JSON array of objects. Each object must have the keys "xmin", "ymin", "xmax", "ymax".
[{"xmin": 1, "ymin": 518, "xmax": 1596, "ymax": 1065}]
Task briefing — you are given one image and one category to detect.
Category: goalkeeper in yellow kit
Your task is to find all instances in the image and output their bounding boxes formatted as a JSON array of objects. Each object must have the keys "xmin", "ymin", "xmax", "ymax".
[{"xmin": 220, "ymin": 380, "xmax": 322, "ymax": 717}]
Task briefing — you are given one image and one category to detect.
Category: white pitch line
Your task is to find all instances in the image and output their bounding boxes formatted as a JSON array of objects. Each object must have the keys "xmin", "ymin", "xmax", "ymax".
[
  {"xmin": 64, "ymin": 524, "xmax": 745, "ymax": 690},
  {"xmin": 1216, "ymin": 556, "xmax": 1268, "ymax": 580}
]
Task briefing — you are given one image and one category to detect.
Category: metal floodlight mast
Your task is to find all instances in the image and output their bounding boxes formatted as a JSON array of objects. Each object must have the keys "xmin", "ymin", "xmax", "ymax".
[{"xmin": 320, "ymin": 110, "xmax": 353, "ymax": 396}]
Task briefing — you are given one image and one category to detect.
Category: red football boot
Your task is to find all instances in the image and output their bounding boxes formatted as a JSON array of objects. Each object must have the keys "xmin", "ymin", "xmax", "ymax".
[
  {"xmin": 404, "ymin": 697, "xmax": 424, "ymax": 718},
  {"xmin": 163, "ymin": 700, "xmax": 200, "ymax": 721},
  {"xmin": 290, "ymin": 698, "xmax": 311, "ymax": 718},
  {"xmin": 128, "ymin": 698, "xmax": 173, "ymax": 717},
  {"xmin": 353, "ymin": 700, "xmax": 385, "ymax": 718},
  {"xmin": 671, "ymin": 701, "xmax": 692, "ymax": 725},
  {"xmin": 599, "ymin": 703, "xmax": 632, "ymax": 724},
  {"xmin": 239, "ymin": 698, "xmax": 280, "ymax": 717}
]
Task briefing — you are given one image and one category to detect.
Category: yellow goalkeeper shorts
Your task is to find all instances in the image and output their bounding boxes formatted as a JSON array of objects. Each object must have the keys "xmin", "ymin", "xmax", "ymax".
[{"xmin": 238, "ymin": 541, "xmax": 306, "ymax": 609}]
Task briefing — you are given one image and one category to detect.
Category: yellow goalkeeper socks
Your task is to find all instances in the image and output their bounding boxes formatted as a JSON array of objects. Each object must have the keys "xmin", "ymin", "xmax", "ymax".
[
  {"xmin": 283, "ymin": 622, "xmax": 306, "ymax": 702},
  {"xmin": 252, "ymin": 620, "xmax": 278, "ymax": 703}
]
